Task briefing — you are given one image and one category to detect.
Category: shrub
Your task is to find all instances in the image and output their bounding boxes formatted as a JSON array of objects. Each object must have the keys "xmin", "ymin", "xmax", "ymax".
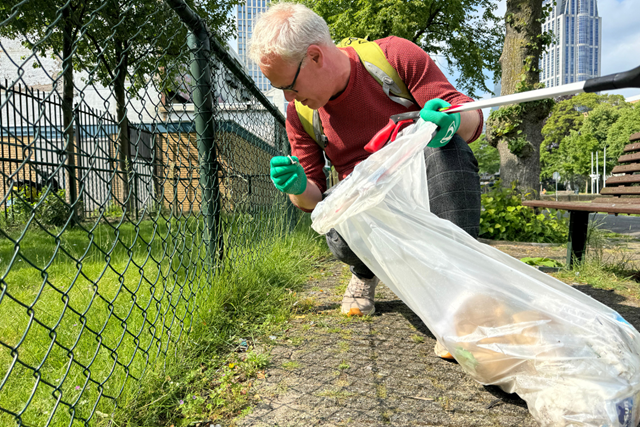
[
  {"xmin": 95, "ymin": 200, "xmax": 124, "ymax": 218},
  {"xmin": 479, "ymin": 182, "xmax": 568, "ymax": 243},
  {"xmin": 4, "ymin": 187, "xmax": 73, "ymax": 227},
  {"xmin": 34, "ymin": 188, "xmax": 73, "ymax": 227}
]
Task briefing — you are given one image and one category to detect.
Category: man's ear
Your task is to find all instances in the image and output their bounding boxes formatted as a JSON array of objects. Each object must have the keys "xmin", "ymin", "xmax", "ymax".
[{"xmin": 307, "ymin": 45, "xmax": 323, "ymax": 67}]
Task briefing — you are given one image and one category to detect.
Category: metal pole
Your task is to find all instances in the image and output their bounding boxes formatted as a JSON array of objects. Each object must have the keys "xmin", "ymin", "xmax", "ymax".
[
  {"xmin": 596, "ymin": 151, "xmax": 599, "ymax": 194},
  {"xmin": 188, "ymin": 31, "xmax": 221, "ymax": 266},
  {"xmin": 590, "ymin": 152, "xmax": 594, "ymax": 194},
  {"xmin": 165, "ymin": 0, "xmax": 222, "ymax": 267},
  {"xmin": 603, "ymin": 146, "xmax": 607, "ymax": 187}
]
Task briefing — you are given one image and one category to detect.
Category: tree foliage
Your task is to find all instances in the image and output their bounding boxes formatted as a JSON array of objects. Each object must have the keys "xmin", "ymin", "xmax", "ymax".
[
  {"xmin": 296, "ymin": 0, "xmax": 504, "ymax": 98},
  {"xmin": 541, "ymin": 101, "xmax": 640, "ymax": 188},
  {"xmin": 469, "ymin": 134, "xmax": 501, "ymax": 175},
  {"xmin": 1, "ymin": 0, "xmax": 238, "ymax": 211},
  {"xmin": 540, "ymin": 93, "xmax": 624, "ymax": 154}
]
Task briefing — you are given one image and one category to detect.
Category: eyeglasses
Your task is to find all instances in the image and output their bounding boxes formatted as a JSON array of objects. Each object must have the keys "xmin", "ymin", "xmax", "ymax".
[{"xmin": 270, "ymin": 56, "xmax": 304, "ymax": 93}]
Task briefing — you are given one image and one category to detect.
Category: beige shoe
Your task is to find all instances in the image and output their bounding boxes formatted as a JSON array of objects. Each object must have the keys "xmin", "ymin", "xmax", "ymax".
[
  {"xmin": 434, "ymin": 340, "xmax": 455, "ymax": 360},
  {"xmin": 341, "ymin": 274, "xmax": 379, "ymax": 316}
]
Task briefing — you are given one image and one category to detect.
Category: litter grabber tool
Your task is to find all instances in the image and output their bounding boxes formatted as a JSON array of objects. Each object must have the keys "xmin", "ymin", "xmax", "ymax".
[
  {"xmin": 441, "ymin": 64, "xmax": 640, "ymax": 115},
  {"xmin": 365, "ymin": 64, "xmax": 640, "ymax": 154},
  {"xmin": 365, "ymin": 111, "xmax": 421, "ymax": 153}
]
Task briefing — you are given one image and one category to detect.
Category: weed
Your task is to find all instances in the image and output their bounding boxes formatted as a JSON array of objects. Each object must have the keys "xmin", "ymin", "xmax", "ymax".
[
  {"xmin": 338, "ymin": 360, "xmax": 350, "ymax": 370},
  {"xmin": 410, "ymin": 334, "xmax": 425, "ymax": 344},
  {"xmin": 282, "ymin": 361, "xmax": 301, "ymax": 370},
  {"xmin": 316, "ymin": 388, "xmax": 355, "ymax": 400}
]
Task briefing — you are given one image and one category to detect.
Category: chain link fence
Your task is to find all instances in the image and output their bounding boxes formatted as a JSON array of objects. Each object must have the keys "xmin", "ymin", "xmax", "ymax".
[{"xmin": 0, "ymin": 0, "xmax": 293, "ymax": 425}]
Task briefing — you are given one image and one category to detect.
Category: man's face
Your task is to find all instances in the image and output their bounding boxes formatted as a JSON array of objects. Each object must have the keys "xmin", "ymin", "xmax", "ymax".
[{"xmin": 260, "ymin": 47, "xmax": 331, "ymax": 110}]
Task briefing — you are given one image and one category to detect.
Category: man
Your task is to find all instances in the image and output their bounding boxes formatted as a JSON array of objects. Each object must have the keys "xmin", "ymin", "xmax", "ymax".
[{"xmin": 249, "ymin": 3, "xmax": 482, "ymax": 351}]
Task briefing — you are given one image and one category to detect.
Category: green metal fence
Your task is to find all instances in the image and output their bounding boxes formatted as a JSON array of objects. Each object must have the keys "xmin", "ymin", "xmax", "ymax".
[{"xmin": 0, "ymin": 0, "xmax": 291, "ymax": 425}]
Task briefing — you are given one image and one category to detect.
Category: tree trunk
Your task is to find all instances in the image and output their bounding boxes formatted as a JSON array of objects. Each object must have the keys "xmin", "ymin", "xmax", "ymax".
[
  {"xmin": 62, "ymin": 6, "xmax": 79, "ymax": 224},
  {"xmin": 114, "ymin": 39, "xmax": 133, "ymax": 213},
  {"xmin": 486, "ymin": 0, "xmax": 552, "ymax": 196}
]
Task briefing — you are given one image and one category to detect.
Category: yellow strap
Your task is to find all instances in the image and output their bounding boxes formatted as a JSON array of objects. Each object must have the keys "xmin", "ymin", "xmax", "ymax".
[
  {"xmin": 294, "ymin": 101, "xmax": 318, "ymax": 144},
  {"xmin": 338, "ymin": 37, "xmax": 413, "ymax": 102},
  {"xmin": 294, "ymin": 38, "xmax": 414, "ymax": 147}
]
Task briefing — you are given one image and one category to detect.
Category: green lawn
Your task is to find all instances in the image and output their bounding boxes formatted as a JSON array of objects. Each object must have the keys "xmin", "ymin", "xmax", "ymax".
[{"xmin": 0, "ymin": 205, "xmax": 317, "ymax": 427}]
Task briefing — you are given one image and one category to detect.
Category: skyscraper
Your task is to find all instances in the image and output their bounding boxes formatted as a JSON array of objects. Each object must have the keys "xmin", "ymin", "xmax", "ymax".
[
  {"xmin": 237, "ymin": 0, "xmax": 270, "ymax": 91},
  {"xmin": 540, "ymin": 0, "xmax": 602, "ymax": 88}
]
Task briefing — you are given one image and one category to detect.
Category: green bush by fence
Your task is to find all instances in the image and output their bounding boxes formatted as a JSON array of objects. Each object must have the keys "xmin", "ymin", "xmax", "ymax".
[{"xmin": 0, "ymin": 0, "xmax": 293, "ymax": 425}]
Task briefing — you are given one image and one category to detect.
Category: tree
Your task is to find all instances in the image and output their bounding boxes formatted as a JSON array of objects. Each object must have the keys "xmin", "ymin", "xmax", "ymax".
[
  {"xmin": 541, "ymin": 93, "xmax": 623, "ymax": 152},
  {"xmin": 485, "ymin": 0, "xmax": 554, "ymax": 195},
  {"xmin": 1, "ymin": 0, "xmax": 238, "ymax": 213},
  {"xmin": 545, "ymin": 102, "xmax": 640, "ymax": 189},
  {"xmin": 555, "ymin": 130, "xmax": 599, "ymax": 186},
  {"xmin": 469, "ymin": 134, "xmax": 501, "ymax": 175},
  {"xmin": 540, "ymin": 93, "xmax": 627, "ymax": 180},
  {"xmin": 606, "ymin": 104, "xmax": 640, "ymax": 164},
  {"xmin": 0, "ymin": 0, "xmax": 98, "ymax": 223},
  {"xmin": 74, "ymin": 0, "xmax": 238, "ymax": 212},
  {"xmin": 298, "ymin": 0, "xmax": 504, "ymax": 98}
]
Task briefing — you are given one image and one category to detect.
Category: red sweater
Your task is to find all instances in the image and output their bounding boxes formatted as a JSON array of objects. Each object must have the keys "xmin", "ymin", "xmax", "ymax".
[{"xmin": 285, "ymin": 36, "xmax": 483, "ymax": 211}]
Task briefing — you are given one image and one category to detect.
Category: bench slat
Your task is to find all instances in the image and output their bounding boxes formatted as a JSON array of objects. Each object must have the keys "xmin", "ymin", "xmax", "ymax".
[
  {"xmin": 618, "ymin": 152, "xmax": 640, "ymax": 163},
  {"xmin": 623, "ymin": 142, "xmax": 640, "ymax": 153},
  {"xmin": 630, "ymin": 131, "xmax": 640, "ymax": 142},
  {"xmin": 600, "ymin": 186, "xmax": 640, "ymax": 195},
  {"xmin": 605, "ymin": 175, "xmax": 640, "ymax": 185},
  {"xmin": 522, "ymin": 200, "xmax": 640, "ymax": 214},
  {"xmin": 611, "ymin": 164, "xmax": 640, "ymax": 174},
  {"xmin": 596, "ymin": 197, "xmax": 640, "ymax": 204}
]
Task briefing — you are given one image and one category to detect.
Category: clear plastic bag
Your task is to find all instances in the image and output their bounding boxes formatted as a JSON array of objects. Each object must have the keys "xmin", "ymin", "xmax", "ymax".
[{"xmin": 311, "ymin": 120, "xmax": 640, "ymax": 427}]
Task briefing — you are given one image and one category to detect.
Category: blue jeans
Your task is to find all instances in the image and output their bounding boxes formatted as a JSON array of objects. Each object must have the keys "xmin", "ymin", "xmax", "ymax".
[{"xmin": 325, "ymin": 134, "xmax": 481, "ymax": 279}]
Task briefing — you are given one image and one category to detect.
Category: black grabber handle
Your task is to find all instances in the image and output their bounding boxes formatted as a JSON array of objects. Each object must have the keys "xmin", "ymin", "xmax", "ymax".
[{"xmin": 584, "ymin": 65, "xmax": 640, "ymax": 93}]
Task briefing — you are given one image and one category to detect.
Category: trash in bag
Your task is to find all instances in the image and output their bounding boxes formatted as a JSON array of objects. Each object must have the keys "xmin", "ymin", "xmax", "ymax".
[{"xmin": 311, "ymin": 120, "xmax": 640, "ymax": 427}]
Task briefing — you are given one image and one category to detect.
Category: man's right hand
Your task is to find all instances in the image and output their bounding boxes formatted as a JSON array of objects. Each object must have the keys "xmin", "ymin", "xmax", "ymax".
[{"xmin": 270, "ymin": 156, "xmax": 307, "ymax": 195}]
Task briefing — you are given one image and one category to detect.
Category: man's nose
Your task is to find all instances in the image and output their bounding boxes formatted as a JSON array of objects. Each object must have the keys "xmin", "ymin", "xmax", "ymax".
[{"xmin": 284, "ymin": 91, "xmax": 296, "ymax": 102}]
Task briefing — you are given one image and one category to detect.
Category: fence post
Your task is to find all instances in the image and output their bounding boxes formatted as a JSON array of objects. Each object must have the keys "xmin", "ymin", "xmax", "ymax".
[
  {"xmin": 166, "ymin": 0, "xmax": 222, "ymax": 267},
  {"xmin": 66, "ymin": 103, "xmax": 78, "ymax": 225}
]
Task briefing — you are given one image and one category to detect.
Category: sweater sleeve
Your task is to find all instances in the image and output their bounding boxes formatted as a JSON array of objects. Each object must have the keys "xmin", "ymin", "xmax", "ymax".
[
  {"xmin": 285, "ymin": 101, "xmax": 327, "ymax": 212},
  {"xmin": 378, "ymin": 36, "xmax": 484, "ymax": 143}
]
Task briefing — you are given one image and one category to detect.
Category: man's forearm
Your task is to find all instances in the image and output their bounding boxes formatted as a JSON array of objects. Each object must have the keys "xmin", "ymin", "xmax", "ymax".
[
  {"xmin": 289, "ymin": 180, "xmax": 323, "ymax": 211},
  {"xmin": 457, "ymin": 110, "xmax": 482, "ymax": 142}
]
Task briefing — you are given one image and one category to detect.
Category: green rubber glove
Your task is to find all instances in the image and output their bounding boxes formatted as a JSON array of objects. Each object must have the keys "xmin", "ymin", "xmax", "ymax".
[
  {"xmin": 270, "ymin": 156, "xmax": 307, "ymax": 195},
  {"xmin": 420, "ymin": 98, "xmax": 461, "ymax": 148}
]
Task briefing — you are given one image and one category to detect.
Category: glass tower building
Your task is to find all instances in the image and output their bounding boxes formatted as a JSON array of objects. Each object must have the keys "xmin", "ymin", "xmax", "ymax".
[
  {"xmin": 540, "ymin": 0, "xmax": 602, "ymax": 88},
  {"xmin": 237, "ymin": 0, "xmax": 270, "ymax": 91}
]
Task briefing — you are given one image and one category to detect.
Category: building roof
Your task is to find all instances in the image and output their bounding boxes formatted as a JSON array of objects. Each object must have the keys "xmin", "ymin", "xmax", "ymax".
[{"xmin": 626, "ymin": 94, "xmax": 640, "ymax": 103}]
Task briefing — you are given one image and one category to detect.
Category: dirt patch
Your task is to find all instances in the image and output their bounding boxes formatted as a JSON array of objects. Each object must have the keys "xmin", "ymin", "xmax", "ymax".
[{"xmin": 234, "ymin": 239, "xmax": 640, "ymax": 427}]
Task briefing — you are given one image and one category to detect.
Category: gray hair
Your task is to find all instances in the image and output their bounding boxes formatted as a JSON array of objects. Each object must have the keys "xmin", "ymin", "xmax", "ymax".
[{"xmin": 248, "ymin": 2, "xmax": 333, "ymax": 67}]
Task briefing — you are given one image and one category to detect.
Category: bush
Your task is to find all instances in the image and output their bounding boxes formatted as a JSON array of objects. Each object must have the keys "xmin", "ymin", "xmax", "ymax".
[
  {"xmin": 95, "ymin": 200, "xmax": 124, "ymax": 218},
  {"xmin": 4, "ymin": 187, "xmax": 73, "ymax": 227},
  {"xmin": 479, "ymin": 182, "xmax": 568, "ymax": 243},
  {"xmin": 35, "ymin": 188, "xmax": 73, "ymax": 227}
]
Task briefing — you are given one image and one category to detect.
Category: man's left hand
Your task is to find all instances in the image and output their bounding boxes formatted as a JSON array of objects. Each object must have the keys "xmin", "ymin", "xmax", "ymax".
[{"xmin": 420, "ymin": 98, "xmax": 460, "ymax": 148}]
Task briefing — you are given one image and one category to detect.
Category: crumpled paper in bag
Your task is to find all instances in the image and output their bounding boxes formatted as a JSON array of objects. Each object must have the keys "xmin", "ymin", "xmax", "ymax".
[{"xmin": 311, "ymin": 120, "xmax": 640, "ymax": 427}]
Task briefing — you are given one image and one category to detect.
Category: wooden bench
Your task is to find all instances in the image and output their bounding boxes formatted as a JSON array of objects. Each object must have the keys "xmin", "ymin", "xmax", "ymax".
[{"xmin": 523, "ymin": 131, "xmax": 640, "ymax": 267}]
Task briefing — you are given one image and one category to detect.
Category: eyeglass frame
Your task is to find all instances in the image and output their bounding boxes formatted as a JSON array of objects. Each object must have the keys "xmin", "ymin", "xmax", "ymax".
[{"xmin": 270, "ymin": 56, "xmax": 305, "ymax": 93}]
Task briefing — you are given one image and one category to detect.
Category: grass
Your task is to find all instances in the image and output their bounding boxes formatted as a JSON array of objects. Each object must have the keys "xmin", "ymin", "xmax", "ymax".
[
  {"xmin": 111, "ymin": 214, "xmax": 330, "ymax": 426},
  {"xmin": 0, "ymin": 205, "xmax": 330, "ymax": 427}
]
